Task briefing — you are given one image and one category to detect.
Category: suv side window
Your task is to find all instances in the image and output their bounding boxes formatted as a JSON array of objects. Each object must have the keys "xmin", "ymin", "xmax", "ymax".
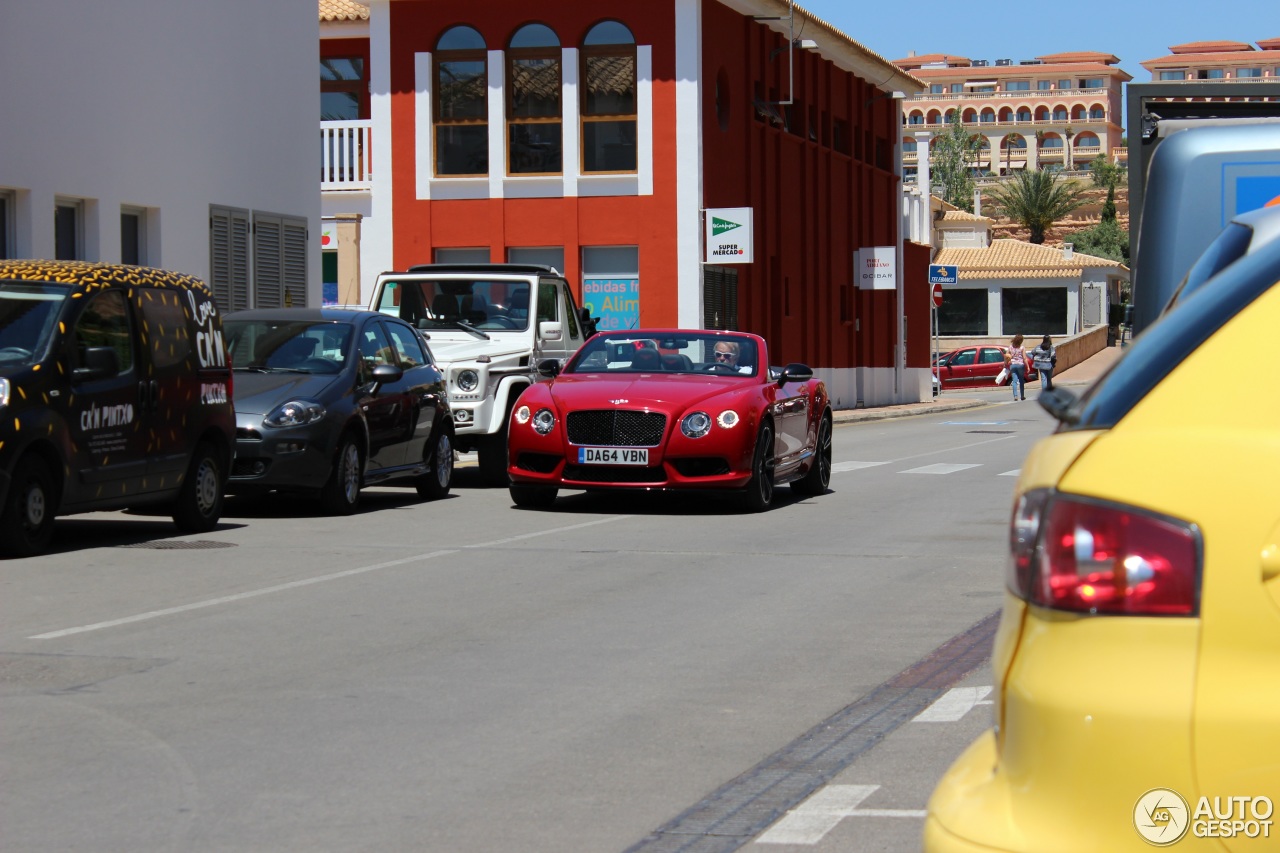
[
  {"xmin": 560, "ymin": 284, "xmax": 580, "ymax": 339},
  {"xmin": 537, "ymin": 281, "xmax": 558, "ymax": 324},
  {"xmin": 74, "ymin": 289, "xmax": 135, "ymax": 374},
  {"xmin": 383, "ymin": 321, "xmax": 428, "ymax": 368}
]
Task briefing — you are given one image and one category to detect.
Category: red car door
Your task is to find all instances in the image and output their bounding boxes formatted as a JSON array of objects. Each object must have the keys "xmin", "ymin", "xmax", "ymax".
[
  {"xmin": 975, "ymin": 347, "xmax": 1008, "ymax": 385},
  {"xmin": 946, "ymin": 347, "xmax": 978, "ymax": 387}
]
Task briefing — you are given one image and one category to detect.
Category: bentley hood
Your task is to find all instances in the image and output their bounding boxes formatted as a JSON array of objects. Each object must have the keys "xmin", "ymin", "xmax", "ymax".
[{"xmin": 545, "ymin": 374, "xmax": 752, "ymax": 414}]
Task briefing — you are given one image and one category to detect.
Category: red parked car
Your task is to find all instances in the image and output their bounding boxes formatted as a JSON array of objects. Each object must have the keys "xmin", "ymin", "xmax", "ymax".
[
  {"xmin": 506, "ymin": 330, "xmax": 832, "ymax": 511},
  {"xmin": 932, "ymin": 345, "xmax": 1038, "ymax": 390}
]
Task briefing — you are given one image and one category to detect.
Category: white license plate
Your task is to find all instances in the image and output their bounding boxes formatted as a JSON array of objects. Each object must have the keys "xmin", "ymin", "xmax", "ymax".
[{"xmin": 578, "ymin": 447, "xmax": 649, "ymax": 465}]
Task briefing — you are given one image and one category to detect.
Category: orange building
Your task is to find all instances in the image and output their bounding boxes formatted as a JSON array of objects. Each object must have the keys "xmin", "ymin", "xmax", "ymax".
[
  {"xmin": 321, "ymin": 0, "xmax": 936, "ymax": 406},
  {"xmin": 1140, "ymin": 39, "xmax": 1280, "ymax": 82},
  {"xmin": 892, "ymin": 51, "xmax": 1130, "ymax": 178}
]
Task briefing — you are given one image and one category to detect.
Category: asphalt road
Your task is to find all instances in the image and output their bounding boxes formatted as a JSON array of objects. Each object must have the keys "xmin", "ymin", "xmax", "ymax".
[{"xmin": 0, "ymin": 392, "xmax": 1058, "ymax": 852}]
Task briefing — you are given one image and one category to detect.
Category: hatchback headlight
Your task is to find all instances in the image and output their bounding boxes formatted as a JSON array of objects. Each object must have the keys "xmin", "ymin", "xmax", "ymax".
[
  {"xmin": 264, "ymin": 399, "xmax": 325, "ymax": 428},
  {"xmin": 457, "ymin": 369, "xmax": 479, "ymax": 392},
  {"xmin": 532, "ymin": 408, "xmax": 556, "ymax": 435},
  {"xmin": 681, "ymin": 411, "xmax": 712, "ymax": 438}
]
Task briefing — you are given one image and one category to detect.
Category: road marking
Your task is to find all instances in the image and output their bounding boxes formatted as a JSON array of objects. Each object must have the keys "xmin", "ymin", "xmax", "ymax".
[
  {"xmin": 830, "ymin": 461, "xmax": 889, "ymax": 473},
  {"xmin": 912, "ymin": 686, "xmax": 994, "ymax": 722},
  {"xmin": 757, "ymin": 785, "xmax": 927, "ymax": 845},
  {"xmin": 940, "ymin": 421, "xmax": 1009, "ymax": 426},
  {"xmin": 1000, "ymin": 469, "xmax": 1021, "ymax": 476},
  {"xmin": 29, "ymin": 516, "xmax": 632, "ymax": 640},
  {"xmin": 901, "ymin": 463, "xmax": 981, "ymax": 475}
]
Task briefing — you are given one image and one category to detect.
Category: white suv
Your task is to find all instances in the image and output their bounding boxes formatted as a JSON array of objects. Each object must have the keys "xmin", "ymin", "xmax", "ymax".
[{"xmin": 369, "ymin": 264, "xmax": 592, "ymax": 483}]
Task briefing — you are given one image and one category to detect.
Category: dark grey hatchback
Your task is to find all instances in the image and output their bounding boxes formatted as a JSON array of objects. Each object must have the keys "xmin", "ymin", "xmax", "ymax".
[{"xmin": 223, "ymin": 308, "xmax": 454, "ymax": 513}]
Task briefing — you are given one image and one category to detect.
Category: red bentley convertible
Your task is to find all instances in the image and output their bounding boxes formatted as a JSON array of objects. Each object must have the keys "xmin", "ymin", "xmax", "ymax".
[{"xmin": 506, "ymin": 330, "xmax": 832, "ymax": 511}]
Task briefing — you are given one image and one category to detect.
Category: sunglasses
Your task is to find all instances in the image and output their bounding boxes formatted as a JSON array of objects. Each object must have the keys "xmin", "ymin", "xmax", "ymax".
[{"xmin": 714, "ymin": 351, "xmax": 735, "ymax": 361}]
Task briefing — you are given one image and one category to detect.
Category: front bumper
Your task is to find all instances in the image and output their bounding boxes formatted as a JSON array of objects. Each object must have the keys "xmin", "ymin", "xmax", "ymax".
[
  {"xmin": 508, "ymin": 448, "xmax": 753, "ymax": 491},
  {"xmin": 227, "ymin": 422, "xmax": 337, "ymax": 491}
]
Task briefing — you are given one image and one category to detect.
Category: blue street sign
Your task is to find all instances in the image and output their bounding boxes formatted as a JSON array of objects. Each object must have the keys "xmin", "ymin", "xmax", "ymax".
[{"xmin": 929, "ymin": 264, "xmax": 958, "ymax": 285}]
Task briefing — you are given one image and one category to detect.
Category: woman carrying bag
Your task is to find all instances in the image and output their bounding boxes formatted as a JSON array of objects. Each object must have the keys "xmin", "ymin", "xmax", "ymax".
[
  {"xmin": 1007, "ymin": 334, "xmax": 1029, "ymax": 401},
  {"xmin": 1030, "ymin": 335, "xmax": 1057, "ymax": 391}
]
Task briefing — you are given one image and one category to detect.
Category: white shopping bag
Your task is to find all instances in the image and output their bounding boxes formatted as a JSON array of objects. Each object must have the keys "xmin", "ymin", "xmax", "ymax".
[{"xmin": 995, "ymin": 367, "xmax": 1008, "ymax": 385}]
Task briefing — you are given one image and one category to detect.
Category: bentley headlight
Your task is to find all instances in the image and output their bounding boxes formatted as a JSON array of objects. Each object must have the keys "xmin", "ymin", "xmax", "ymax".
[
  {"xmin": 532, "ymin": 408, "xmax": 556, "ymax": 435},
  {"xmin": 514, "ymin": 405, "xmax": 531, "ymax": 425},
  {"xmin": 717, "ymin": 410, "xmax": 740, "ymax": 429},
  {"xmin": 264, "ymin": 399, "xmax": 325, "ymax": 428},
  {"xmin": 681, "ymin": 411, "xmax": 712, "ymax": 438},
  {"xmin": 457, "ymin": 369, "xmax": 480, "ymax": 392}
]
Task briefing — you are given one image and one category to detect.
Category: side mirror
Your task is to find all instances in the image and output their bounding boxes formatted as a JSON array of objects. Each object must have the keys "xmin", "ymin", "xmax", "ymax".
[
  {"xmin": 536, "ymin": 358, "xmax": 561, "ymax": 378},
  {"xmin": 370, "ymin": 363, "xmax": 403, "ymax": 388},
  {"xmin": 539, "ymin": 321, "xmax": 563, "ymax": 342},
  {"xmin": 778, "ymin": 362, "xmax": 813, "ymax": 384},
  {"xmin": 1038, "ymin": 386, "xmax": 1080, "ymax": 425},
  {"xmin": 73, "ymin": 346, "xmax": 120, "ymax": 381}
]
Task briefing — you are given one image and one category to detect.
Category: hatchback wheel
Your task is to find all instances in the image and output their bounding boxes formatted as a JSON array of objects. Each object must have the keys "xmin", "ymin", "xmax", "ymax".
[
  {"xmin": 321, "ymin": 436, "xmax": 362, "ymax": 515},
  {"xmin": 417, "ymin": 429, "xmax": 453, "ymax": 500}
]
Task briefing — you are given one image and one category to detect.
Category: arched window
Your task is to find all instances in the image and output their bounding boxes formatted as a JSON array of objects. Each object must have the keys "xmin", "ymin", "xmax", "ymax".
[
  {"xmin": 581, "ymin": 21, "xmax": 637, "ymax": 173},
  {"xmin": 507, "ymin": 23, "xmax": 562, "ymax": 175},
  {"xmin": 907, "ymin": 112, "xmax": 925, "ymax": 126},
  {"xmin": 1015, "ymin": 109, "xmax": 1032, "ymax": 123},
  {"xmin": 903, "ymin": 138, "xmax": 917, "ymax": 152},
  {"xmin": 434, "ymin": 26, "xmax": 488, "ymax": 176},
  {"xmin": 1089, "ymin": 106, "xmax": 1105, "ymax": 120},
  {"xmin": 1041, "ymin": 136, "xmax": 1064, "ymax": 148}
]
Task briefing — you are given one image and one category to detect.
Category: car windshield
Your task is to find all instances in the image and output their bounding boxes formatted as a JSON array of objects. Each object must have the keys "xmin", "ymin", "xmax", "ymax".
[
  {"xmin": 0, "ymin": 281, "xmax": 70, "ymax": 369},
  {"xmin": 375, "ymin": 277, "xmax": 531, "ymax": 334},
  {"xmin": 565, "ymin": 333, "xmax": 760, "ymax": 377},
  {"xmin": 224, "ymin": 319, "xmax": 353, "ymax": 374}
]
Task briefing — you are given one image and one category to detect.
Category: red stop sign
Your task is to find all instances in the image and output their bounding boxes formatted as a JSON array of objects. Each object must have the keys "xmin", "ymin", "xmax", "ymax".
[{"xmin": 931, "ymin": 282, "xmax": 943, "ymax": 308}]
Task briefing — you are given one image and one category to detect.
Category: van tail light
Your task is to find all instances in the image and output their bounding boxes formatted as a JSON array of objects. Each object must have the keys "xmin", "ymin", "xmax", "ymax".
[{"xmin": 1008, "ymin": 490, "xmax": 1201, "ymax": 616}]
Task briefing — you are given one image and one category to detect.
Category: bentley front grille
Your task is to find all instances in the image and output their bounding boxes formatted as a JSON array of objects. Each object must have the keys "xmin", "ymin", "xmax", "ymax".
[{"xmin": 566, "ymin": 410, "xmax": 666, "ymax": 447}]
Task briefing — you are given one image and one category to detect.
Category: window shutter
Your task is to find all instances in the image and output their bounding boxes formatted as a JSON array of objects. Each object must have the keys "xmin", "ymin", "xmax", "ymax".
[
  {"xmin": 282, "ymin": 216, "xmax": 308, "ymax": 308},
  {"xmin": 253, "ymin": 213, "xmax": 283, "ymax": 308},
  {"xmin": 703, "ymin": 266, "xmax": 738, "ymax": 330},
  {"xmin": 209, "ymin": 206, "xmax": 250, "ymax": 312}
]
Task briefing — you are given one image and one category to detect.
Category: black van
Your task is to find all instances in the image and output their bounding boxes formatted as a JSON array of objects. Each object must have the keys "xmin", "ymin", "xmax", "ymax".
[{"xmin": 0, "ymin": 260, "xmax": 235, "ymax": 556}]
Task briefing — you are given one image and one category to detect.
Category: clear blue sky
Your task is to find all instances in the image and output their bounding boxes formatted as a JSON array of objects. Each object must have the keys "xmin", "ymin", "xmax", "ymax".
[{"xmin": 797, "ymin": 0, "xmax": 1271, "ymax": 85}]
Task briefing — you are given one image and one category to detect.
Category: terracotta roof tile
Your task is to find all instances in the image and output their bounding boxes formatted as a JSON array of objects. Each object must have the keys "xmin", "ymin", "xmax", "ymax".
[
  {"xmin": 319, "ymin": 0, "xmax": 368, "ymax": 23},
  {"xmin": 940, "ymin": 210, "xmax": 992, "ymax": 223},
  {"xmin": 1168, "ymin": 40, "xmax": 1255, "ymax": 54},
  {"xmin": 1035, "ymin": 51, "xmax": 1121, "ymax": 65},
  {"xmin": 934, "ymin": 239, "xmax": 1126, "ymax": 280},
  {"xmin": 1258, "ymin": 38, "xmax": 1280, "ymax": 51},
  {"xmin": 893, "ymin": 54, "xmax": 972, "ymax": 69},
  {"xmin": 904, "ymin": 63, "xmax": 1130, "ymax": 80},
  {"xmin": 1142, "ymin": 50, "xmax": 1280, "ymax": 68}
]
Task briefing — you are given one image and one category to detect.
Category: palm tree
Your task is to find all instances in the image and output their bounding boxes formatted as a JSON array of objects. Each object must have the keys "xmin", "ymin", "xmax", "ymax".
[{"xmin": 986, "ymin": 168, "xmax": 1090, "ymax": 244}]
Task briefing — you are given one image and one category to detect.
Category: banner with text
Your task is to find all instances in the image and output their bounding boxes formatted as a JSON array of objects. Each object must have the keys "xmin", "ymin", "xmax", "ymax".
[
  {"xmin": 855, "ymin": 246, "xmax": 897, "ymax": 290},
  {"xmin": 705, "ymin": 207, "xmax": 754, "ymax": 264},
  {"xmin": 582, "ymin": 278, "xmax": 641, "ymax": 331}
]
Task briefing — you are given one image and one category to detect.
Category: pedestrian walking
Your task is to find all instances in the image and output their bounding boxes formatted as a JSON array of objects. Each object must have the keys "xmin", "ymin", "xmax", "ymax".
[
  {"xmin": 1030, "ymin": 335, "xmax": 1057, "ymax": 391},
  {"xmin": 1007, "ymin": 334, "xmax": 1028, "ymax": 401}
]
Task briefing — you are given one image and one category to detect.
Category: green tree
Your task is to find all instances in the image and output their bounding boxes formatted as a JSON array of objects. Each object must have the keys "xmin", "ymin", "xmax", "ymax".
[
  {"xmin": 930, "ymin": 111, "xmax": 982, "ymax": 211},
  {"xmin": 986, "ymin": 168, "xmax": 1090, "ymax": 244},
  {"xmin": 1089, "ymin": 156, "xmax": 1124, "ymax": 189},
  {"xmin": 1100, "ymin": 182, "xmax": 1118, "ymax": 223},
  {"xmin": 1068, "ymin": 218, "xmax": 1129, "ymax": 264}
]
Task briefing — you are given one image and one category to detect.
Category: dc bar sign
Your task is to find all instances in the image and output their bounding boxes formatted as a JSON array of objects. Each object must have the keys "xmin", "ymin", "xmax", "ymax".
[
  {"xmin": 705, "ymin": 207, "xmax": 753, "ymax": 264},
  {"xmin": 929, "ymin": 264, "xmax": 958, "ymax": 284}
]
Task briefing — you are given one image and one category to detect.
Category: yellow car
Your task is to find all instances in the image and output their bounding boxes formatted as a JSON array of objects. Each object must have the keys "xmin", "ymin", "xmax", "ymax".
[{"xmin": 925, "ymin": 236, "xmax": 1280, "ymax": 851}]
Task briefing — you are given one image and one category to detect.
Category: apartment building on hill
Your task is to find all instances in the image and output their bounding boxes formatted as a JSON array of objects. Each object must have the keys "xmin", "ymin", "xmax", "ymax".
[{"xmin": 893, "ymin": 51, "xmax": 1130, "ymax": 180}]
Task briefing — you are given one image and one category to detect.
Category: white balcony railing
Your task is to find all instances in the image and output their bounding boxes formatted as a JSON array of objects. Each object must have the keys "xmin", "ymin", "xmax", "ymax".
[{"xmin": 322, "ymin": 120, "xmax": 372, "ymax": 191}]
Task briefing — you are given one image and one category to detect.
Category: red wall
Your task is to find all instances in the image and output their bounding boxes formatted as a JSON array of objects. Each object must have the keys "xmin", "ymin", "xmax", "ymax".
[
  {"xmin": 700, "ymin": 2, "xmax": 905, "ymax": 370},
  {"xmin": 383, "ymin": 1, "xmax": 912, "ymax": 370},
  {"xmin": 386, "ymin": 1, "xmax": 682, "ymax": 325}
]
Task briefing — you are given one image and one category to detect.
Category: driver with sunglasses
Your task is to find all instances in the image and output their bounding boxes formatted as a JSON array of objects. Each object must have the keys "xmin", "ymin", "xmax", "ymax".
[{"xmin": 712, "ymin": 341, "xmax": 751, "ymax": 373}]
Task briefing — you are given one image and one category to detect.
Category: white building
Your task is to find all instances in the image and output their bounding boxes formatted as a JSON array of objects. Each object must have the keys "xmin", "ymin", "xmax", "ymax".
[{"xmin": 0, "ymin": 0, "xmax": 322, "ymax": 309}]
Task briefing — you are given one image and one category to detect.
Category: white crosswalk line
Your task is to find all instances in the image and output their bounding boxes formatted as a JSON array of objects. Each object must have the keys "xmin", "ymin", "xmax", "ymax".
[
  {"xmin": 757, "ymin": 785, "xmax": 879, "ymax": 845},
  {"xmin": 913, "ymin": 686, "xmax": 994, "ymax": 722},
  {"xmin": 830, "ymin": 461, "xmax": 889, "ymax": 473},
  {"xmin": 901, "ymin": 463, "xmax": 981, "ymax": 475}
]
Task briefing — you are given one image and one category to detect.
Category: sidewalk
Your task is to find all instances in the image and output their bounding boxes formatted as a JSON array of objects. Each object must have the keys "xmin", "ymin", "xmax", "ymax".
[{"xmin": 832, "ymin": 343, "xmax": 1125, "ymax": 425}]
